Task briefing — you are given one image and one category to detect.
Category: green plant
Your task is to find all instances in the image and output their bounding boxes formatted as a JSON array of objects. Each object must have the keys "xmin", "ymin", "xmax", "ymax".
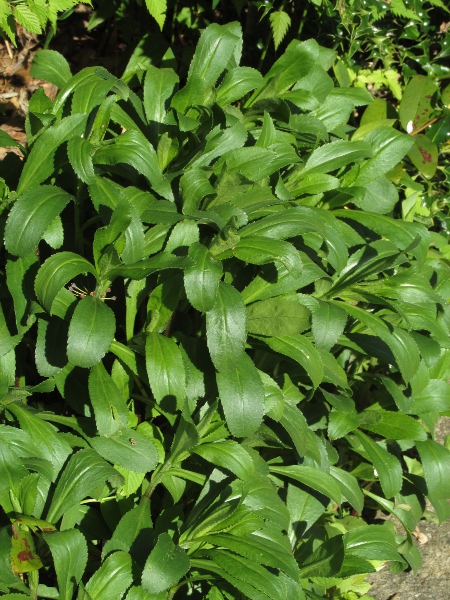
[
  {"xmin": 0, "ymin": 0, "xmax": 91, "ymax": 44},
  {"xmin": 1, "ymin": 21, "xmax": 450, "ymax": 599}
]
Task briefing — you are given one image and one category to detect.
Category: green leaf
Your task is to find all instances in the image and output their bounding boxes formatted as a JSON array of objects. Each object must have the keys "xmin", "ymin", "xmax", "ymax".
[
  {"xmin": 34, "ymin": 252, "xmax": 98, "ymax": 313},
  {"xmin": 358, "ymin": 409, "xmax": 427, "ymax": 441},
  {"xmin": 194, "ymin": 441, "xmax": 254, "ymax": 480},
  {"xmin": 0, "ymin": 439, "xmax": 29, "ymax": 513},
  {"xmin": 43, "ymin": 529, "xmax": 87, "ymax": 600},
  {"xmin": 105, "ymin": 253, "xmax": 192, "ymax": 281},
  {"xmin": 207, "ymin": 550, "xmax": 287, "ymax": 600},
  {"xmin": 144, "ymin": 0, "xmax": 167, "ymax": 29},
  {"xmin": 354, "ymin": 126, "xmax": 415, "ymax": 185},
  {"xmin": 4, "ymin": 186, "xmax": 72, "ymax": 257},
  {"xmin": 206, "ymin": 282, "xmax": 246, "ymax": 372},
  {"xmin": 216, "ymin": 353, "xmax": 265, "ymax": 437},
  {"xmin": 263, "ymin": 335, "xmax": 323, "ymax": 389},
  {"xmin": 349, "ymin": 176, "xmax": 399, "ymax": 215},
  {"xmin": 144, "ymin": 65, "xmax": 179, "ymax": 124},
  {"xmin": 301, "ymin": 140, "xmax": 372, "ymax": 175},
  {"xmin": 17, "ymin": 114, "xmax": 87, "ymax": 195},
  {"xmin": 222, "ymin": 146, "xmax": 299, "ymax": 181},
  {"xmin": 345, "ymin": 524, "xmax": 403, "ymax": 562},
  {"xmin": 270, "ymin": 11, "xmax": 291, "ymax": 50},
  {"xmin": 145, "ymin": 333, "xmax": 186, "ymax": 410},
  {"xmin": 6, "ymin": 402, "xmax": 71, "ymax": 479},
  {"xmin": 14, "ymin": 3, "xmax": 42, "ymax": 34},
  {"xmin": 246, "ymin": 296, "xmax": 310, "ymax": 337},
  {"xmin": 85, "ymin": 551, "xmax": 132, "ymax": 599},
  {"xmin": 353, "ymin": 430, "xmax": 402, "ymax": 499},
  {"xmin": 233, "ymin": 236, "xmax": 303, "ymax": 277},
  {"xmin": 103, "ymin": 497, "xmax": 152, "ymax": 557},
  {"xmin": 329, "ymin": 467, "xmax": 364, "ymax": 514},
  {"xmin": 184, "ymin": 243, "xmax": 223, "ymax": 312},
  {"xmin": 409, "ymin": 379, "xmax": 450, "ymax": 414},
  {"xmin": 91, "ymin": 428, "xmax": 159, "ymax": 473},
  {"xmin": 215, "ymin": 67, "xmax": 264, "ymax": 107},
  {"xmin": 46, "ymin": 448, "xmax": 118, "ymax": 522},
  {"xmin": 199, "ymin": 533, "xmax": 299, "ymax": 581},
  {"xmin": 312, "ymin": 300, "xmax": 347, "ymax": 351},
  {"xmin": 142, "ymin": 533, "xmax": 190, "ymax": 594},
  {"xmin": 88, "ymin": 361, "xmax": 129, "ymax": 435},
  {"xmin": 270, "ymin": 465, "xmax": 341, "ymax": 505},
  {"xmin": 67, "ymin": 137, "xmax": 96, "ymax": 184},
  {"xmin": 300, "ymin": 536, "xmax": 344, "ymax": 578},
  {"xmin": 67, "ymin": 297, "xmax": 116, "ymax": 368},
  {"xmin": 407, "ymin": 134, "xmax": 438, "ymax": 179},
  {"xmin": 94, "ymin": 130, "xmax": 173, "ymax": 200},
  {"xmin": 399, "ymin": 75, "xmax": 438, "ymax": 132},
  {"xmin": 30, "ymin": 50, "xmax": 72, "ymax": 89},
  {"xmin": 416, "ymin": 439, "xmax": 450, "ymax": 501}
]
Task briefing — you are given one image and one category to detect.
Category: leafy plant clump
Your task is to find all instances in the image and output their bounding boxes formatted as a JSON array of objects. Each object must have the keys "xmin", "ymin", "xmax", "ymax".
[{"xmin": 1, "ymin": 21, "xmax": 450, "ymax": 600}]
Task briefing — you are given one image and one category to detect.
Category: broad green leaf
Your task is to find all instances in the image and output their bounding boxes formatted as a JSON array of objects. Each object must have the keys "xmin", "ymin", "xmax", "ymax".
[
  {"xmin": 233, "ymin": 236, "xmax": 303, "ymax": 277},
  {"xmin": 0, "ymin": 440, "xmax": 29, "ymax": 513},
  {"xmin": 142, "ymin": 533, "xmax": 190, "ymax": 594},
  {"xmin": 206, "ymin": 282, "xmax": 247, "ymax": 372},
  {"xmin": 216, "ymin": 353, "xmax": 265, "ymax": 437},
  {"xmin": 300, "ymin": 536, "xmax": 344, "ymax": 578},
  {"xmin": 216, "ymin": 67, "xmax": 264, "ymax": 107},
  {"xmin": 399, "ymin": 75, "xmax": 438, "ymax": 132},
  {"xmin": 350, "ymin": 176, "xmax": 399, "ymax": 215},
  {"xmin": 263, "ymin": 335, "xmax": 323, "ymax": 389},
  {"xmin": 221, "ymin": 145, "xmax": 300, "ymax": 182},
  {"xmin": 353, "ymin": 430, "xmax": 402, "ymax": 499},
  {"xmin": 46, "ymin": 448, "xmax": 118, "ymax": 523},
  {"xmin": 270, "ymin": 10, "xmax": 291, "ymax": 50},
  {"xmin": 301, "ymin": 140, "xmax": 372, "ymax": 175},
  {"xmin": 199, "ymin": 532, "xmax": 299, "ymax": 581},
  {"xmin": 17, "ymin": 114, "xmax": 87, "ymax": 195},
  {"xmin": 329, "ymin": 466, "xmax": 364, "ymax": 514},
  {"xmin": 91, "ymin": 428, "xmax": 159, "ymax": 473},
  {"xmin": 328, "ymin": 409, "xmax": 358, "ymax": 440},
  {"xmin": 145, "ymin": 333, "xmax": 186, "ymax": 410},
  {"xmin": 67, "ymin": 297, "xmax": 116, "ymax": 368},
  {"xmin": 207, "ymin": 550, "xmax": 286, "ymax": 600},
  {"xmin": 105, "ymin": 253, "xmax": 192, "ymax": 281},
  {"xmin": 409, "ymin": 379, "xmax": 450, "ymax": 414},
  {"xmin": 94, "ymin": 130, "xmax": 173, "ymax": 200},
  {"xmin": 354, "ymin": 126, "xmax": 414, "ymax": 185},
  {"xmin": 34, "ymin": 252, "xmax": 98, "ymax": 313},
  {"xmin": 358, "ymin": 409, "xmax": 427, "ymax": 441},
  {"xmin": 6, "ymin": 402, "xmax": 71, "ymax": 479},
  {"xmin": 30, "ymin": 49, "xmax": 72, "ymax": 89},
  {"xmin": 246, "ymin": 296, "xmax": 310, "ymax": 337},
  {"xmin": 67, "ymin": 137, "xmax": 96, "ymax": 184},
  {"xmin": 88, "ymin": 361, "xmax": 129, "ymax": 435},
  {"xmin": 43, "ymin": 529, "xmax": 87, "ymax": 600},
  {"xmin": 184, "ymin": 243, "xmax": 223, "ymax": 312},
  {"xmin": 172, "ymin": 22, "xmax": 241, "ymax": 112},
  {"xmin": 345, "ymin": 524, "xmax": 403, "ymax": 562},
  {"xmin": 270, "ymin": 465, "xmax": 341, "ymax": 505},
  {"xmin": 193, "ymin": 441, "xmax": 254, "ymax": 480},
  {"xmin": 312, "ymin": 300, "xmax": 347, "ymax": 351},
  {"xmin": 416, "ymin": 439, "xmax": 450, "ymax": 501},
  {"xmin": 407, "ymin": 134, "xmax": 438, "ymax": 179},
  {"xmin": 103, "ymin": 497, "xmax": 152, "ymax": 557},
  {"xmin": 144, "ymin": 65, "xmax": 178, "ymax": 124},
  {"xmin": 4, "ymin": 186, "xmax": 72, "ymax": 257},
  {"xmin": 85, "ymin": 551, "xmax": 132, "ymax": 599},
  {"xmin": 145, "ymin": 0, "xmax": 167, "ymax": 29}
]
